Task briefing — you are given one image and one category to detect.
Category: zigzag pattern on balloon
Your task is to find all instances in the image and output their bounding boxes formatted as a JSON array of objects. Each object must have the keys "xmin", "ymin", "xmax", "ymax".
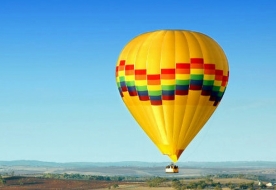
[{"xmin": 116, "ymin": 58, "xmax": 229, "ymax": 107}]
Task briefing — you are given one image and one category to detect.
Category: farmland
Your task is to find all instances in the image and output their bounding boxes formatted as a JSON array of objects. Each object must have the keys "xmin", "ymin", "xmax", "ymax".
[{"xmin": 0, "ymin": 161, "xmax": 276, "ymax": 189}]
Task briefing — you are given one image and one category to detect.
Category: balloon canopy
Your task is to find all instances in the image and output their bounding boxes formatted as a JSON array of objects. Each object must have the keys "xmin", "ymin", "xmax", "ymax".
[{"xmin": 115, "ymin": 30, "xmax": 229, "ymax": 162}]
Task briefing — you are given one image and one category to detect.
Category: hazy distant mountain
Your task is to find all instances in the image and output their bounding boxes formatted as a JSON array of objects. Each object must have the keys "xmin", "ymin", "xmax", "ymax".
[
  {"xmin": 1, "ymin": 160, "xmax": 276, "ymax": 168},
  {"xmin": 1, "ymin": 160, "xmax": 276, "ymax": 177}
]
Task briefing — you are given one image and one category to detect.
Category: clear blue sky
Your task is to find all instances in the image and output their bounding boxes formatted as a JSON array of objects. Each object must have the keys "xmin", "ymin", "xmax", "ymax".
[{"xmin": 1, "ymin": 0, "xmax": 276, "ymax": 163}]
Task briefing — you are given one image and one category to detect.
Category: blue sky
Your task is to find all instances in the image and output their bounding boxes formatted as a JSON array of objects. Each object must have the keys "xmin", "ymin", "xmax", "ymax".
[{"xmin": 1, "ymin": 0, "xmax": 276, "ymax": 163}]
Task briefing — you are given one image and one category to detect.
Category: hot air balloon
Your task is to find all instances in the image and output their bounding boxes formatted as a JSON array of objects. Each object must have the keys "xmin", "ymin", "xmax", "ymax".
[{"xmin": 115, "ymin": 30, "xmax": 229, "ymax": 171}]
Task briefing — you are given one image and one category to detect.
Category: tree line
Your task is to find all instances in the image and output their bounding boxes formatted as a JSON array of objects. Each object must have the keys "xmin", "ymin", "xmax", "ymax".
[
  {"xmin": 0, "ymin": 175, "xmax": 6, "ymax": 185},
  {"xmin": 42, "ymin": 173, "xmax": 138, "ymax": 182}
]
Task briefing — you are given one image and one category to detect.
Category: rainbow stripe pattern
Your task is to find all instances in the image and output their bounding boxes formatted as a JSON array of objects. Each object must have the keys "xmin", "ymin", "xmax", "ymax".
[{"xmin": 116, "ymin": 58, "xmax": 229, "ymax": 106}]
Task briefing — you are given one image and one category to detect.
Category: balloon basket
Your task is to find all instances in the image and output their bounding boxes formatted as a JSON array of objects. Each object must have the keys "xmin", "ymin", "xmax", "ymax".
[{"xmin": 165, "ymin": 163, "xmax": 179, "ymax": 173}]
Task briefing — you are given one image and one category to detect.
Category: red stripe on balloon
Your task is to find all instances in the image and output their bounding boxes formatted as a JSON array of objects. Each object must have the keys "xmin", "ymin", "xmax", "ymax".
[{"xmin": 191, "ymin": 58, "xmax": 204, "ymax": 64}]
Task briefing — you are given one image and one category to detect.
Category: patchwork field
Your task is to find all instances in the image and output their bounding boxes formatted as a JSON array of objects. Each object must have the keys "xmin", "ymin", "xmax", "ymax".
[{"xmin": 1, "ymin": 161, "xmax": 276, "ymax": 189}]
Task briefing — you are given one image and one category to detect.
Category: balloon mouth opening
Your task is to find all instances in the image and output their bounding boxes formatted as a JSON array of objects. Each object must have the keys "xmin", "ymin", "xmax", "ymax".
[
  {"xmin": 164, "ymin": 149, "xmax": 184, "ymax": 163},
  {"xmin": 169, "ymin": 154, "xmax": 178, "ymax": 163}
]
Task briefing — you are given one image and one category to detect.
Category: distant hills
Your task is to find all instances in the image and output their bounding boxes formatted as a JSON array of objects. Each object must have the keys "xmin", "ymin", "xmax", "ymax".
[
  {"xmin": 1, "ymin": 160, "xmax": 276, "ymax": 177},
  {"xmin": 1, "ymin": 160, "xmax": 276, "ymax": 168}
]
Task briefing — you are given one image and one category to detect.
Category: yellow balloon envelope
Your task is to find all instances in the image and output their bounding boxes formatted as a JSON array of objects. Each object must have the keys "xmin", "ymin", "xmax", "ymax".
[{"xmin": 115, "ymin": 30, "xmax": 229, "ymax": 162}]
